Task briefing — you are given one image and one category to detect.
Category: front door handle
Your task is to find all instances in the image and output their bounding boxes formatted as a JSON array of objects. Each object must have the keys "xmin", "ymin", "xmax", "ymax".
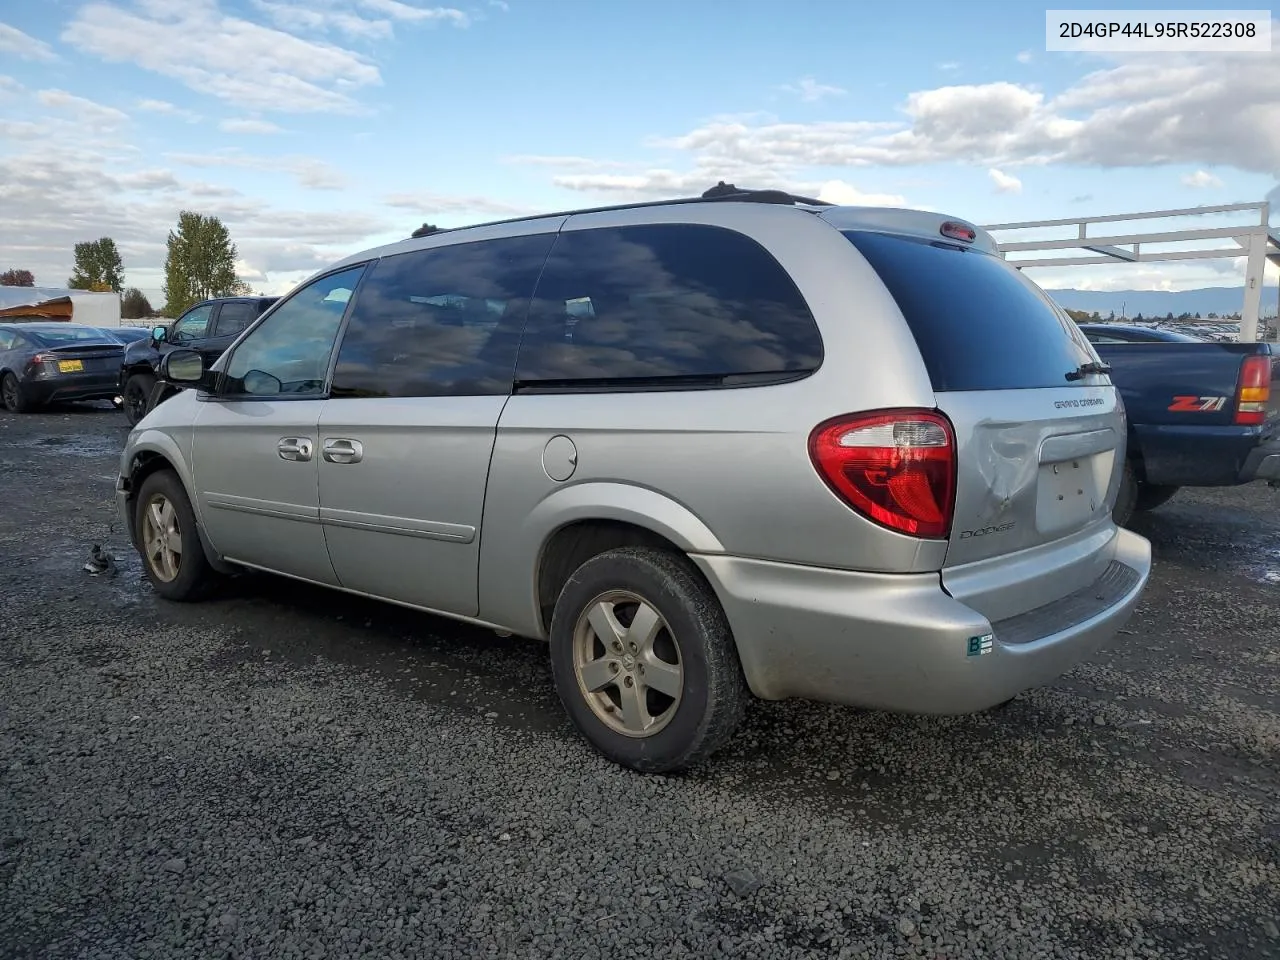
[
  {"xmin": 323, "ymin": 438, "xmax": 364, "ymax": 464},
  {"xmin": 277, "ymin": 437, "xmax": 313, "ymax": 462}
]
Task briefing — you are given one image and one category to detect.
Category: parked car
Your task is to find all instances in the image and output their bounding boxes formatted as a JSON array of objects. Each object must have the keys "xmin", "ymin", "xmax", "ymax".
[
  {"xmin": 0, "ymin": 322, "xmax": 127, "ymax": 413},
  {"xmin": 117, "ymin": 184, "xmax": 1152, "ymax": 772},
  {"xmin": 1077, "ymin": 323, "xmax": 1279, "ymax": 521},
  {"xmin": 118, "ymin": 296, "xmax": 278, "ymax": 425}
]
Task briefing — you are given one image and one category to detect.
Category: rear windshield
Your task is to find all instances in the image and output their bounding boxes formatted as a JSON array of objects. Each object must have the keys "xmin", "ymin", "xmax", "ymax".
[
  {"xmin": 28, "ymin": 326, "xmax": 114, "ymax": 345},
  {"xmin": 844, "ymin": 230, "xmax": 1097, "ymax": 392}
]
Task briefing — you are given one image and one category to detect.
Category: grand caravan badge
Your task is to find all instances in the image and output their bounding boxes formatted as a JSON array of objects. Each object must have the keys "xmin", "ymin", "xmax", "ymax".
[{"xmin": 1054, "ymin": 397, "xmax": 1106, "ymax": 409}]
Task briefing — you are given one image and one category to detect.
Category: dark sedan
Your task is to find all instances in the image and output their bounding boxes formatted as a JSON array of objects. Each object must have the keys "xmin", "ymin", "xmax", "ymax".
[{"xmin": 0, "ymin": 322, "xmax": 127, "ymax": 413}]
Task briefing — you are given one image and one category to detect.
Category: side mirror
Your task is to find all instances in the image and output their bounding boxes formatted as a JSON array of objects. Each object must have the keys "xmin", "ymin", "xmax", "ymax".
[
  {"xmin": 151, "ymin": 325, "xmax": 167, "ymax": 343},
  {"xmin": 160, "ymin": 349, "xmax": 204, "ymax": 383}
]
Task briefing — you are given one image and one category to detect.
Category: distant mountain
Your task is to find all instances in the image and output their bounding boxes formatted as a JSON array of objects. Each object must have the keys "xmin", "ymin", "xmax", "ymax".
[{"xmin": 1042, "ymin": 285, "xmax": 1279, "ymax": 319}]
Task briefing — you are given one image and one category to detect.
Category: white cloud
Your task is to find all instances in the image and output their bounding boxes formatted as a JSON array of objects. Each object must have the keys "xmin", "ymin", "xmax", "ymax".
[
  {"xmin": 988, "ymin": 167, "xmax": 1023, "ymax": 194},
  {"xmin": 136, "ymin": 98, "xmax": 201, "ymax": 122},
  {"xmin": 357, "ymin": 0, "xmax": 468, "ymax": 25},
  {"xmin": 220, "ymin": 118, "xmax": 283, "ymax": 134},
  {"xmin": 63, "ymin": 1, "xmax": 383, "ymax": 115},
  {"xmin": 166, "ymin": 149, "xmax": 347, "ymax": 189},
  {"xmin": 489, "ymin": 0, "xmax": 509, "ymax": 9},
  {"xmin": 780, "ymin": 76, "xmax": 846, "ymax": 103},
  {"xmin": 549, "ymin": 39, "xmax": 1280, "ymax": 203},
  {"xmin": 0, "ymin": 22, "xmax": 57, "ymax": 61},
  {"xmin": 1016, "ymin": 50, "xmax": 1033, "ymax": 64},
  {"xmin": 383, "ymin": 192, "xmax": 534, "ymax": 216},
  {"xmin": 251, "ymin": 0, "xmax": 393, "ymax": 39},
  {"xmin": 937, "ymin": 61, "xmax": 961, "ymax": 71},
  {"xmin": 36, "ymin": 89, "xmax": 129, "ymax": 128},
  {"xmin": 813, "ymin": 180, "xmax": 907, "ymax": 207},
  {"xmin": 1181, "ymin": 169, "xmax": 1223, "ymax": 189}
]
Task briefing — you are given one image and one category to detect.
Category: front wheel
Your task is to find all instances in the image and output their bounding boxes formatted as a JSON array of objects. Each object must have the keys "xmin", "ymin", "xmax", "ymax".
[
  {"xmin": 548, "ymin": 546, "xmax": 748, "ymax": 773},
  {"xmin": 134, "ymin": 470, "xmax": 220, "ymax": 601},
  {"xmin": 123, "ymin": 373, "xmax": 156, "ymax": 426}
]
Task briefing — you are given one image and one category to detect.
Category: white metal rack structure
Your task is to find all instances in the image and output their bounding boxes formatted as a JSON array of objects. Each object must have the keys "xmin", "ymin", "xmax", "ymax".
[{"xmin": 982, "ymin": 202, "xmax": 1280, "ymax": 342}]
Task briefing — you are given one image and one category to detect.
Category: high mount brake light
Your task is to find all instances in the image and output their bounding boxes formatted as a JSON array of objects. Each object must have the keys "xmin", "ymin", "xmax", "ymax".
[
  {"xmin": 1235, "ymin": 355, "xmax": 1272, "ymax": 426},
  {"xmin": 808, "ymin": 409, "xmax": 957, "ymax": 539},
  {"xmin": 940, "ymin": 221, "xmax": 976, "ymax": 243}
]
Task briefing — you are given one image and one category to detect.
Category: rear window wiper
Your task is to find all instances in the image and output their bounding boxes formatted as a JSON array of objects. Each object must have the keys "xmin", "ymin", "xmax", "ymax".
[{"xmin": 1065, "ymin": 360, "xmax": 1112, "ymax": 382}]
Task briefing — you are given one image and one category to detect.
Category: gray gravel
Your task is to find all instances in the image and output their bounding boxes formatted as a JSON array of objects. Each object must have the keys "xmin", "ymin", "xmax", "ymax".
[{"xmin": 1, "ymin": 406, "xmax": 1279, "ymax": 959}]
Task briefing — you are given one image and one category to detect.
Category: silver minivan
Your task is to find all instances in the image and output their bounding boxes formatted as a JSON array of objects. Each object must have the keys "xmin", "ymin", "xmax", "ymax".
[{"xmin": 117, "ymin": 184, "xmax": 1152, "ymax": 772}]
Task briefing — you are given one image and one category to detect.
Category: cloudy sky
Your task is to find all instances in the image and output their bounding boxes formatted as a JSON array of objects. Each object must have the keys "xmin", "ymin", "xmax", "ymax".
[{"xmin": 0, "ymin": 0, "xmax": 1277, "ymax": 304}]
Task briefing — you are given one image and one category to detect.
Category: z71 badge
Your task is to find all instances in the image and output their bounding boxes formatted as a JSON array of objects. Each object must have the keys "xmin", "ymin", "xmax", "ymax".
[{"xmin": 1168, "ymin": 395, "xmax": 1227, "ymax": 412}]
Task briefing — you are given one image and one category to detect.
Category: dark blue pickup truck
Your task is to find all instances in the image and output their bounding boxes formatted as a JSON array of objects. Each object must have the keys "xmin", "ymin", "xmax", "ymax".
[{"xmin": 1078, "ymin": 323, "xmax": 1280, "ymax": 524}]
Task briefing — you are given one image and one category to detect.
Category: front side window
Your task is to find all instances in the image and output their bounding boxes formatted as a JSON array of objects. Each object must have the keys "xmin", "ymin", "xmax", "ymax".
[
  {"xmin": 331, "ymin": 234, "xmax": 555, "ymax": 398},
  {"xmin": 514, "ymin": 223, "xmax": 824, "ymax": 387},
  {"xmin": 170, "ymin": 304, "xmax": 213, "ymax": 343},
  {"xmin": 221, "ymin": 266, "xmax": 367, "ymax": 398}
]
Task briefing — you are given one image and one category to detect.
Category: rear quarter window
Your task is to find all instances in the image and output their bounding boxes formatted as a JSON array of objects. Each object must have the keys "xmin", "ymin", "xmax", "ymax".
[
  {"xmin": 844, "ymin": 230, "xmax": 1097, "ymax": 392},
  {"xmin": 515, "ymin": 223, "xmax": 824, "ymax": 387}
]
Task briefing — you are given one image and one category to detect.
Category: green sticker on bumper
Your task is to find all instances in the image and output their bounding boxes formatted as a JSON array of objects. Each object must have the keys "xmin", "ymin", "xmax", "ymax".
[{"xmin": 967, "ymin": 633, "xmax": 994, "ymax": 657}]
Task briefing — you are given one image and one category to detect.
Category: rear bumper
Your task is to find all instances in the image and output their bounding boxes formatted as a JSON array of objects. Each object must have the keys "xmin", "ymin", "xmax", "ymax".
[
  {"xmin": 692, "ymin": 527, "xmax": 1151, "ymax": 714},
  {"xmin": 1133, "ymin": 423, "xmax": 1266, "ymax": 486},
  {"xmin": 26, "ymin": 372, "xmax": 121, "ymax": 404},
  {"xmin": 1240, "ymin": 433, "xmax": 1280, "ymax": 482}
]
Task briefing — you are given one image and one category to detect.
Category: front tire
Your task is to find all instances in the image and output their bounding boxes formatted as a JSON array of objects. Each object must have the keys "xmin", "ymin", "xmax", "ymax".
[
  {"xmin": 2, "ymin": 372, "xmax": 36, "ymax": 413},
  {"xmin": 123, "ymin": 373, "xmax": 156, "ymax": 426},
  {"xmin": 548, "ymin": 546, "xmax": 748, "ymax": 773},
  {"xmin": 134, "ymin": 470, "xmax": 219, "ymax": 601}
]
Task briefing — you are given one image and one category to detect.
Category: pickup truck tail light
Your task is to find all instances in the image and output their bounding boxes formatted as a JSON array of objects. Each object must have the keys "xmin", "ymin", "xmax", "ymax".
[
  {"xmin": 808, "ymin": 409, "xmax": 957, "ymax": 539},
  {"xmin": 1234, "ymin": 356, "xmax": 1272, "ymax": 426}
]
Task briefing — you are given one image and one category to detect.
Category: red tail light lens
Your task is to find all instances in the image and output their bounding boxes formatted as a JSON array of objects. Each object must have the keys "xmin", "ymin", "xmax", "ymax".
[
  {"xmin": 1235, "ymin": 355, "xmax": 1271, "ymax": 426},
  {"xmin": 808, "ymin": 409, "xmax": 957, "ymax": 539},
  {"xmin": 940, "ymin": 221, "xmax": 976, "ymax": 243}
]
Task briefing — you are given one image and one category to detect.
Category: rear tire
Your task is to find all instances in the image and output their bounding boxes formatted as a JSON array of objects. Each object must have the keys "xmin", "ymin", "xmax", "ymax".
[
  {"xmin": 123, "ymin": 373, "xmax": 156, "ymax": 426},
  {"xmin": 1112, "ymin": 459, "xmax": 1138, "ymax": 528},
  {"xmin": 1134, "ymin": 484, "xmax": 1179, "ymax": 514},
  {"xmin": 548, "ymin": 546, "xmax": 748, "ymax": 774},
  {"xmin": 1, "ymin": 372, "xmax": 36, "ymax": 413},
  {"xmin": 134, "ymin": 470, "xmax": 220, "ymax": 602}
]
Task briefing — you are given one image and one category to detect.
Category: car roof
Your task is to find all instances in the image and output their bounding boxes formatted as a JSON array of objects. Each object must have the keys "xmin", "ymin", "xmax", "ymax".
[{"xmin": 328, "ymin": 182, "xmax": 997, "ymax": 272}]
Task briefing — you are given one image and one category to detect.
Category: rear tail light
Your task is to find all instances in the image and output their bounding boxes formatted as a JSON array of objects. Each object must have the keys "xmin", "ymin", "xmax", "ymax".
[
  {"xmin": 1234, "ymin": 355, "xmax": 1272, "ymax": 426},
  {"xmin": 808, "ymin": 409, "xmax": 957, "ymax": 539},
  {"xmin": 32, "ymin": 353, "xmax": 57, "ymax": 363}
]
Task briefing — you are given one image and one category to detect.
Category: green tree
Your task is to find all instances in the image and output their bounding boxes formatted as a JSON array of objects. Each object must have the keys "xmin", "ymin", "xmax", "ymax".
[
  {"xmin": 121, "ymin": 287, "xmax": 155, "ymax": 319},
  {"xmin": 0, "ymin": 268, "xmax": 35, "ymax": 287},
  {"xmin": 162, "ymin": 211, "xmax": 242, "ymax": 316},
  {"xmin": 67, "ymin": 238, "xmax": 125, "ymax": 293}
]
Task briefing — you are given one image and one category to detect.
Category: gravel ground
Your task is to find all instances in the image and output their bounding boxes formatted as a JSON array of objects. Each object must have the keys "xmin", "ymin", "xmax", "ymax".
[{"xmin": 1, "ymin": 405, "xmax": 1278, "ymax": 960}]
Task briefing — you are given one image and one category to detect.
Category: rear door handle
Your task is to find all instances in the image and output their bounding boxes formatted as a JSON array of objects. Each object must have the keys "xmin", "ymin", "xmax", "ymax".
[
  {"xmin": 277, "ymin": 437, "xmax": 313, "ymax": 462},
  {"xmin": 323, "ymin": 438, "xmax": 364, "ymax": 464}
]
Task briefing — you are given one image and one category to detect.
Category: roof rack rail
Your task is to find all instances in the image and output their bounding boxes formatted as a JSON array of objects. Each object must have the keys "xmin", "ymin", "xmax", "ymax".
[
  {"xmin": 699, "ymin": 181, "xmax": 831, "ymax": 207},
  {"xmin": 403, "ymin": 183, "xmax": 831, "ymax": 238}
]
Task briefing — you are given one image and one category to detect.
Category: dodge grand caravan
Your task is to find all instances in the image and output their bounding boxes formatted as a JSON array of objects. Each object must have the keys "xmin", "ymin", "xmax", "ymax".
[{"xmin": 117, "ymin": 183, "xmax": 1152, "ymax": 773}]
